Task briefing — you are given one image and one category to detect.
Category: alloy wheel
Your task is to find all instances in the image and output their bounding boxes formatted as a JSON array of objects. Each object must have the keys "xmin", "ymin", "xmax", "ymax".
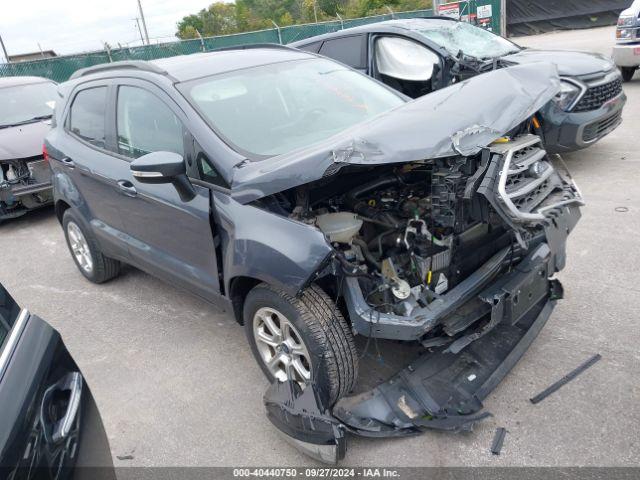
[
  {"xmin": 67, "ymin": 221, "xmax": 93, "ymax": 274},
  {"xmin": 252, "ymin": 307, "xmax": 312, "ymax": 388}
]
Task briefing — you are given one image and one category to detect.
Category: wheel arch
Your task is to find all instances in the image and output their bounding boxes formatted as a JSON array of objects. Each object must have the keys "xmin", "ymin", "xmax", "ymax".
[
  {"xmin": 55, "ymin": 199, "xmax": 71, "ymax": 224},
  {"xmin": 228, "ymin": 276, "xmax": 262, "ymax": 325}
]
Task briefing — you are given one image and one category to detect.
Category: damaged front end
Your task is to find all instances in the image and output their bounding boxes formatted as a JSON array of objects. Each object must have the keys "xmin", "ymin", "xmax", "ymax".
[
  {"xmin": 263, "ymin": 134, "xmax": 582, "ymax": 461},
  {"xmin": 254, "ymin": 64, "xmax": 582, "ymax": 462},
  {"xmin": 0, "ymin": 156, "xmax": 52, "ymax": 221}
]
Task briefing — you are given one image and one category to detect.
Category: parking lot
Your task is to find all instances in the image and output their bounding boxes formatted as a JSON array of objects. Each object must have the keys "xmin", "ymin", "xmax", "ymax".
[{"xmin": 1, "ymin": 25, "xmax": 639, "ymax": 467}]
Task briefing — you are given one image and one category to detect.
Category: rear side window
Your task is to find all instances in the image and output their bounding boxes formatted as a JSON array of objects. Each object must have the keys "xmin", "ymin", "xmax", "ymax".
[
  {"xmin": 319, "ymin": 35, "xmax": 366, "ymax": 69},
  {"xmin": 116, "ymin": 86, "xmax": 184, "ymax": 159},
  {"xmin": 69, "ymin": 87, "xmax": 107, "ymax": 148}
]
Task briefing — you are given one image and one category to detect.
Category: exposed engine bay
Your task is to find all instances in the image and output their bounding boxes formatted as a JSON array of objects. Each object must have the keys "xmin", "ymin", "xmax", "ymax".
[
  {"xmin": 0, "ymin": 157, "xmax": 52, "ymax": 220},
  {"xmin": 256, "ymin": 135, "xmax": 582, "ymax": 345},
  {"xmin": 300, "ymin": 159, "xmax": 485, "ymax": 316}
]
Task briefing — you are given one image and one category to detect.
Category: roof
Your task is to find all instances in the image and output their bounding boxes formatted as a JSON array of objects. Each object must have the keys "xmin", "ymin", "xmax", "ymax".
[
  {"xmin": 69, "ymin": 46, "xmax": 315, "ymax": 83},
  {"xmin": 0, "ymin": 76, "xmax": 55, "ymax": 89},
  {"xmin": 289, "ymin": 18, "xmax": 457, "ymax": 46},
  {"xmin": 152, "ymin": 47, "xmax": 313, "ymax": 82}
]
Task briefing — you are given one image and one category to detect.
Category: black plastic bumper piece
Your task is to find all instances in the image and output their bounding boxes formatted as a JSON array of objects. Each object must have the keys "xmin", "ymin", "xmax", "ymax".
[
  {"xmin": 264, "ymin": 381, "xmax": 347, "ymax": 464},
  {"xmin": 333, "ymin": 297, "xmax": 557, "ymax": 437}
]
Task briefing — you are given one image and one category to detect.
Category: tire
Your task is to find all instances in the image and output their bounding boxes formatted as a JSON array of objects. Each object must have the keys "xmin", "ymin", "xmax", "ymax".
[
  {"xmin": 62, "ymin": 209, "xmax": 121, "ymax": 284},
  {"xmin": 244, "ymin": 283, "xmax": 358, "ymax": 406},
  {"xmin": 621, "ymin": 66, "xmax": 636, "ymax": 82}
]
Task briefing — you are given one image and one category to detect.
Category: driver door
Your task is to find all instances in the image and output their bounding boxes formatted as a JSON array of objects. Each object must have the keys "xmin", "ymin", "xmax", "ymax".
[{"xmin": 109, "ymin": 80, "xmax": 221, "ymax": 301}]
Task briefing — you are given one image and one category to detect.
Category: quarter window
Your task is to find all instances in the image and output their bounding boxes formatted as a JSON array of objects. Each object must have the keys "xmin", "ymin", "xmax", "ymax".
[
  {"xmin": 116, "ymin": 86, "xmax": 184, "ymax": 159},
  {"xmin": 69, "ymin": 87, "xmax": 107, "ymax": 148}
]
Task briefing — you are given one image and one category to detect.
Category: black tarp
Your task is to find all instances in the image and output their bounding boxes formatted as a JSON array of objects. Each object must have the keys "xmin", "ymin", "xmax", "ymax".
[{"xmin": 507, "ymin": 0, "xmax": 630, "ymax": 36}]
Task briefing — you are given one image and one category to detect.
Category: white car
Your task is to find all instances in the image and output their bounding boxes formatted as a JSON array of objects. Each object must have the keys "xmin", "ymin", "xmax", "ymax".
[{"xmin": 613, "ymin": 0, "xmax": 640, "ymax": 81}]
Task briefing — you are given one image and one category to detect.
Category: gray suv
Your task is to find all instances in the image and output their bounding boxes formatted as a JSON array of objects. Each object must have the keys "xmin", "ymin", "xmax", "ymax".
[{"xmin": 46, "ymin": 47, "xmax": 583, "ymax": 461}]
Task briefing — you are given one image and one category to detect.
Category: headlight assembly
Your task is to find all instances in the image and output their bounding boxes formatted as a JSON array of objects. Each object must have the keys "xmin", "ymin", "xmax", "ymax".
[{"xmin": 553, "ymin": 79, "xmax": 583, "ymax": 112}]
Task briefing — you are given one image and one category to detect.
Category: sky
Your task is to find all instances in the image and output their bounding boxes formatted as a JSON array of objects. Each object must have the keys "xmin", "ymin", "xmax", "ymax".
[{"xmin": 0, "ymin": 0, "xmax": 213, "ymax": 60}]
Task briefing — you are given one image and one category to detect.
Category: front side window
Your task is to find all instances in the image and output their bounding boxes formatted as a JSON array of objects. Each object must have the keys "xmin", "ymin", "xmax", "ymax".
[
  {"xmin": 69, "ymin": 87, "xmax": 107, "ymax": 148},
  {"xmin": 117, "ymin": 86, "xmax": 184, "ymax": 159},
  {"xmin": 0, "ymin": 81, "xmax": 57, "ymax": 128},
  {"xmin": 417, "ymin": 22, "xmax": 520, "ymax": 59},
  {"xmin": 179, "ymin": 58, "xmax": 403, "ymax": 158}
]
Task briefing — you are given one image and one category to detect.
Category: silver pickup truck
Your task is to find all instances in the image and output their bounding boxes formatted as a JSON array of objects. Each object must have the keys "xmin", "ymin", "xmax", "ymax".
[{"xmin": 613, "ymin": 0, "xmax": 640, "ymax": 81}]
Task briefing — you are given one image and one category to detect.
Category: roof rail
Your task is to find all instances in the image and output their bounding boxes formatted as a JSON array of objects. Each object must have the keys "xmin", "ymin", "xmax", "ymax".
[
  {"xmin": 213, "ymin": 43, "xmax": 296, "ymax": 53},
  {"xmin": 427, "ymin": 15, "xmax": 460, "ymax": 22},
  {"xmin": 69, "ymin": 60, "xmax": 168, "ymax": 80}
]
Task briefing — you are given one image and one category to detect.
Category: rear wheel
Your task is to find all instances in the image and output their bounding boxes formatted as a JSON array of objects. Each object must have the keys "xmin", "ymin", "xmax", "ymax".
[
  {"xmin": 62, "ymin": 209, "xmax": 121, "ymax": 284},
  {"xmin": 244, "ymin": 283, "xmax": 358, "ymax": 406},
  {"xmin": 621, "ymin": 66, "xmax": 637, "ymax": 82}
]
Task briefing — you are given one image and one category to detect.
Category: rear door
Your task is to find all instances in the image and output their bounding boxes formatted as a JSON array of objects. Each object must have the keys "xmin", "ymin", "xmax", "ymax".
[
  {"xmin": 49, "ymin": 81, "xmax": 131, "ymax": 261},
  {"xmin": 0, "ymin": 283, "xmax": 114, "ymax": 479},
  {"xmin": 110, "ymin": 79, "xmax": 221, "ymax": 301}
]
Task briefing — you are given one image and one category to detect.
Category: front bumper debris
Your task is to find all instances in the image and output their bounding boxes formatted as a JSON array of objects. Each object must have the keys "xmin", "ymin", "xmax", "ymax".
[
  {"xmin": 263, "ymin": 136, "xmax": 582, "ymax": 463},
  {"xmin": 264, "ymin": 244, "xmax": 566, "ymax": 461},
  {"xmin": 264, "ymin": 381, "xmax": 347, "ymax": 464}
]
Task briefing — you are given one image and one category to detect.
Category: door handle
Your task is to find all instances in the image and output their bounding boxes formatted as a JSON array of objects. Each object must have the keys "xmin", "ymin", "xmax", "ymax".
[
  {"xmin": 40, "ymin": 372, "xmax": 83, "ymax": 444},
  {"xmin": 117, "ymin": 180, "xmax": 138, "ymax": 197},
  {"xmin": 60, "ymin": 157, "xmax": 75, "ymax": 168}
]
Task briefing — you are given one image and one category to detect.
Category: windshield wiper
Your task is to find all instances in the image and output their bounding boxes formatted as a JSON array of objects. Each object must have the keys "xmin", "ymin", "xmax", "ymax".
[{"xmin": 0, "ymin": 114, "xmax": 53, "ymax": 129}]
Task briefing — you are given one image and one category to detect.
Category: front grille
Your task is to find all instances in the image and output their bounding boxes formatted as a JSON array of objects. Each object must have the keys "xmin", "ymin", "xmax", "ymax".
[
  {"xmin": 573, "ymin": 78, "xmax": 623, "ymax": 112},
  {"xmin": 582, "ymin": 110, "xmax": 623, "ymax": 143}
]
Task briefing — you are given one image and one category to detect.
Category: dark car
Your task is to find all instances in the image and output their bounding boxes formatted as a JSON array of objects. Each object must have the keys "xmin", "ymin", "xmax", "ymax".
[
  {"xmin": 291, "ymin": 18, "xmax": 627, "ymax": 154},
  {"xmin": 0, "ymin": 282, "xmax": 114, "ymax": 479},
  {"xmin": 45, "ymin": 48, "xmax": 582, "ymax": 462},
  {"xmin": 0, "ymin": 77, "xmax": 57, "ymax": 222}
]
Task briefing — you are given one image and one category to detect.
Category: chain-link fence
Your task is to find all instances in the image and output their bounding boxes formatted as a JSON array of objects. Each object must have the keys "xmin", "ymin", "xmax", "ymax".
[{"xmin": 0, "ymin": 9, "xmax": 433, "ymax": 83}]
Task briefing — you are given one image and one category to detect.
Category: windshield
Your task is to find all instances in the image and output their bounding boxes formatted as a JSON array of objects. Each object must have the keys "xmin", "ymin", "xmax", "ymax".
[
  {"xmin": 180, "ymin": 58, "xmax": 404, "ymax": 158},
  {"xmin": 0, "ymin": 81, "xmax": 57, "ymax": 127},
  {"xmin": 417, "ymin": 22, "xmax": 520, "ymax": 59}
]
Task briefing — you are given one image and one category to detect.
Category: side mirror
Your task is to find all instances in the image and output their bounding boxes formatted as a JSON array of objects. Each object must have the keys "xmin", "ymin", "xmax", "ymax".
[
  {"xmin": 130, "ymin": 151, "xmax": 185, "ymax": 184},
  {"xmin": 130, "ymin": 151, "xmax": 196, "ymax": 202}
]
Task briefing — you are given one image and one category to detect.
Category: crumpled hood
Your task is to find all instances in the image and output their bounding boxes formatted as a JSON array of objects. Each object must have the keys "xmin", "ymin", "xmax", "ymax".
[
  {"xmin": 0, "ymin": 121, "xmax": 51, "ymax": 161},
  {"xmin": 231, "ymin": 62, "xmax": 560, "ymax": 204},
  {"xmin": 502, "ymin": 49, "xmax": 615, "ymax": 77}
]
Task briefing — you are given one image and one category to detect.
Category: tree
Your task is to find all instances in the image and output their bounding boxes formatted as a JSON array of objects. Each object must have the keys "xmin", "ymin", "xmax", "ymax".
[
  {"xmin": 176, "ymin": 0, "xmax": 432, "ymax": 39},
  {"xmin": 177, "ymin": 2, "xmax": 241, "ymax": 39}
]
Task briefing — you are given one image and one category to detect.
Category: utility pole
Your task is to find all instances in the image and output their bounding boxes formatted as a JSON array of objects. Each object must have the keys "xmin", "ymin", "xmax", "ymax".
[
  {"xmin": 0, "ymin": 34, "xmax": 10, "ymax": 63},
  {"xmin": 137, "ymin": 0, "xmax": 150, "ymax": 45},
  {"xmin": 134, "ymin": 18, "xmax": 145, "ymax": 45}
]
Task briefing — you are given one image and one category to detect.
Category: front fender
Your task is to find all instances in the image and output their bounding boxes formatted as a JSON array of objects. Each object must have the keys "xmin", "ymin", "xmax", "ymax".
[{"xmin": 213, "ymin": 191, "xmax": 332, "ymax": 297}]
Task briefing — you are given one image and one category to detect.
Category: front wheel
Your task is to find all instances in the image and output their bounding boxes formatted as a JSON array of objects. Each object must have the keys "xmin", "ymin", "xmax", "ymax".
[
  {"xmin": 244, "ymin": 283, "xmax": 358, "ymax": 406},
  {"xmin": 621, "ymin": 66, "xmax": 637, "ymax": 82}
]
